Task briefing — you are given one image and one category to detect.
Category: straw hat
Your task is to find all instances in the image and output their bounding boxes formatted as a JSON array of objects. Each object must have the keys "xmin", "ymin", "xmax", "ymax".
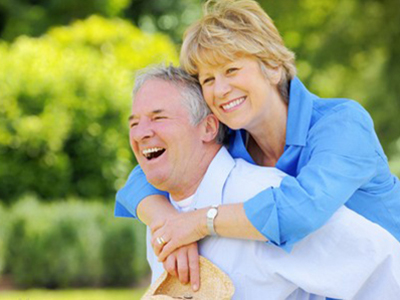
[{"xmin": 142, "ymin": 256, "xmax": 235, "ymax": 300}]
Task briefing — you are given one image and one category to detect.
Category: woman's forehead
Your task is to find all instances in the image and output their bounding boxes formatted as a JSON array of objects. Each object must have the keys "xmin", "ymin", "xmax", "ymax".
[{"xmin": 194, "ymin": 49, "xmax": 239, "ymax": 72}]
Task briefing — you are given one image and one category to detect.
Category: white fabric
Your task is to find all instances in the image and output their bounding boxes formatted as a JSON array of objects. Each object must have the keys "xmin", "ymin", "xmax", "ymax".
[
  {"xmin": 147, "ymin": 147, "xmax": 400, "ymax": 300},
  {"xmin": 170, "ymin": 194, "xmax": 195, "ymax": 210}
]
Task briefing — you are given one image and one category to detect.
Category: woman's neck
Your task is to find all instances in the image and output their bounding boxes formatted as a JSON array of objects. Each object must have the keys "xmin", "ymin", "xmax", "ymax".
[{"xmin": 246, "ymin": 101, "xmax": 288, "ymax": 167}]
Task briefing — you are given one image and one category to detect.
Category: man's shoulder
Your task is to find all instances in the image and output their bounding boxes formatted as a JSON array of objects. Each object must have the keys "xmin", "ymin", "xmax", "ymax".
[{"xmin": 230, "ymin": 158, "xmax": 286, "ymax": 188}]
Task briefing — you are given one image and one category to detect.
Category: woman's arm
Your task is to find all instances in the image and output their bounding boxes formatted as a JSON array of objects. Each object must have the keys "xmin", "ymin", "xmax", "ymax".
[
  {"xmin": 244, "ymin": 103, "xmax": 380, "ymax": 250},
  {"xmin": 152, "ymin": 203, "xmax": 267, "ymax": 261},
  {"xmin": 115, "ymin": 164, "xmax": 169, "ymax": 220}
]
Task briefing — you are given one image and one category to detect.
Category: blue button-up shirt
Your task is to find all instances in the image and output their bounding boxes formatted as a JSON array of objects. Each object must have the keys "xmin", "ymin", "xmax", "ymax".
[{"xmin": 115, "ymin": 77, "xmax": 400, "ymax": 251}]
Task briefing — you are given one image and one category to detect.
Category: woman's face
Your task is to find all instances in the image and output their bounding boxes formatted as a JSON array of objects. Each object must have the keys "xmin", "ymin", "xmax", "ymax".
[{"xmin": 198, "ymin": 56, "xmax": 282, "ymax": 131}]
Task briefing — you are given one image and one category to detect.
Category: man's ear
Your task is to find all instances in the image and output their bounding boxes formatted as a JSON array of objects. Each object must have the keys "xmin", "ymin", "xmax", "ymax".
[{"xmin": 201, "ymin": 114, "xmax": 220, "ymax": 143}]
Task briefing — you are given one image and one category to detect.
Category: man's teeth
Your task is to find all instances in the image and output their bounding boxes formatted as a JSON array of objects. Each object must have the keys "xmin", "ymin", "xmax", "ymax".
[
  {"xmin": 143, "ymin": 147, "xmax": 163, "ymax": 156},
  {"xmin": 142, "ymin": 147, "xmax": 165, "ymax": 159},
  {"xmin": 222, "ymin": 97, "xmax": 245, "ymax": 110}
]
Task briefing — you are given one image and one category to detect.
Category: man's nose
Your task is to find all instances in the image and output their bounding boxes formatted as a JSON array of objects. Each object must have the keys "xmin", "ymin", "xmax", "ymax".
[
  {"xmin": 131, "ymin": 120, "xmax": 154, "ymax": 142},
  {"xmin": 214, "ymin": 76, "xmax": 232, "ymax": 99}
]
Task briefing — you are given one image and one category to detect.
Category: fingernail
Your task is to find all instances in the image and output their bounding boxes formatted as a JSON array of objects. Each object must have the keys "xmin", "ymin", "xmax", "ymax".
[{"xmin": 193, "ymin": 284, "xmax": 198, "ymax": 291}]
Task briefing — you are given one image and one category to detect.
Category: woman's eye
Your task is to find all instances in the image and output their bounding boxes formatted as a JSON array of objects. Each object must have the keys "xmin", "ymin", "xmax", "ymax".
[
  {"xmin": 202, "ymin": 77, "xmax": 214, "ymax": 85},
  {"xmin": 226, "ymin": 68, "xmax": 238, "ymax": 74}
]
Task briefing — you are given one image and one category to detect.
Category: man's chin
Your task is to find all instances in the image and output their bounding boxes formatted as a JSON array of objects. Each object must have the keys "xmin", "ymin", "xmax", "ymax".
[{"xmin": 145, "ymin": 174, "xmax": 169, "ymax": 190}]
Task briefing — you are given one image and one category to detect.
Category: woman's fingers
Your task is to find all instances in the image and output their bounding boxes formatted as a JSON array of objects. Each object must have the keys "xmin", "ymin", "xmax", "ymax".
[
  {"xmin": 151, "ymin": 232, "xmax": 169, "ymax": 257},
  {"xmin": 157, "ymin": 238, "xmax": 178, "ymax": 262}
]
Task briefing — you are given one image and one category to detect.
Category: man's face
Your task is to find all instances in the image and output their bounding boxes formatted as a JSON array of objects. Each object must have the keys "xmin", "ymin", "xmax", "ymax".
[{"xmin": 129, "ymin": 79, "xmax": 205, "ymax": 191}]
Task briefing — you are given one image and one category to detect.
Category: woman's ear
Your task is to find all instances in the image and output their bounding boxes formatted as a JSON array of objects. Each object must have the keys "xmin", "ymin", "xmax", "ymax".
[
  {"xmin": 201, "ymin": 114, "xmax": 220, "ymax": 143},
  {"xmin": 268, "ymin": 66, "xmax": 283, "ymax": 85},
  {"xmin": 260, "ymin": 62, "xmax": 282, "ymax": 85}
]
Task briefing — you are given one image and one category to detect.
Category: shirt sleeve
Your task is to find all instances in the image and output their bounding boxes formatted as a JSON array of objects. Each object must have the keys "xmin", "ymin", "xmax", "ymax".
[
  {"xmin": 114, "ymin": 164, "xmax": 169, "ymax": 219},
  {"xmin": 244, "ymin": 103, "xmax": 380, "ymax": 251}
]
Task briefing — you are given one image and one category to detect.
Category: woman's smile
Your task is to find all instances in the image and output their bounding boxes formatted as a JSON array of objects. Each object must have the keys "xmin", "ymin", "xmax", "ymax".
[{"xmin": 220, "ymin": 96, "xmax": 246, "ymax": 112}]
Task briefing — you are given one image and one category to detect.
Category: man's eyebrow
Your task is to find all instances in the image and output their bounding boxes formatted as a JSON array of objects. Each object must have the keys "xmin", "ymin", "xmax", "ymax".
[{"xmin": 128, "ymin": 109, "xmax": 165, "ymax": 121}]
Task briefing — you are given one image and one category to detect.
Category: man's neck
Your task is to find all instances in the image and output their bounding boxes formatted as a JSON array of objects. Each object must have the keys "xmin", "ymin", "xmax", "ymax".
[{"xmin": 169, "ymin": 145, "xmax": 222, "ymax": 201}]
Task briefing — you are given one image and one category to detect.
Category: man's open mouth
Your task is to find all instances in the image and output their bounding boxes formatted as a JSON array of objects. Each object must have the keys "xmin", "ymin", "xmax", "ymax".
[{"xmin": 142, "ymin": 147, "xmax": 166, "ymax": 160}]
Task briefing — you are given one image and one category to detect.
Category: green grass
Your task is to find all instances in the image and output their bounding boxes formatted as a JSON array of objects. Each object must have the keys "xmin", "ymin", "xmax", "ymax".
[{"xmin": 0, "ymin": 288, "xmax": 148, "ymax": 300}]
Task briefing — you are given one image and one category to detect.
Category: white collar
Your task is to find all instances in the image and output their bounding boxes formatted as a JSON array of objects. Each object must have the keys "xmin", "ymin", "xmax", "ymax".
[{"xmin": 169, "ymin": 147, "xmax": 235, "ymax": 212}]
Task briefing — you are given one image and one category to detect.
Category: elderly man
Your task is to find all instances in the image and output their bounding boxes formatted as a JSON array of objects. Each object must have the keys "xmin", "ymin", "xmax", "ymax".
[{"xmin": 117, "ymin": 65, "xmax": 400, "ymax": 300}]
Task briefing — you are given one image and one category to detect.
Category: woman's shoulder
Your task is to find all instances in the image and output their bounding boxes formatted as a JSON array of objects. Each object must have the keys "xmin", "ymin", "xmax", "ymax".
[{"xmin": 311, "ymin": 97, "xmax": 373, "ymax": 128}]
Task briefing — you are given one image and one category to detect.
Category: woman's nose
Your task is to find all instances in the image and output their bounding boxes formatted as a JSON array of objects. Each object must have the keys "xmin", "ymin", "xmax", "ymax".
[{"xmin": 214, "ymin": 76, "xmax": 231, "ymax": 99}]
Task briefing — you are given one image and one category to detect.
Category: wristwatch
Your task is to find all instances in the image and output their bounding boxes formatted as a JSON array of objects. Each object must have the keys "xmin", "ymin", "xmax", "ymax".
[{"xmin": 206, "ymin": 205, "xmax": 219, "ymax": 236}]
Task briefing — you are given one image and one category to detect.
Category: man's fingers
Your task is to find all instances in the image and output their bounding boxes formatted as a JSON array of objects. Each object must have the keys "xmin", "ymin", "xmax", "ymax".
[
  {"xmin": 176, "ymin": 249, "xmax": 189, "ymax": 284},
  {"xmin": 163, "ymin": 254, "xmax": 178, "ymax": 277},
  {"xmin": 188, "ymin": 243, "xmax": 200, "ymax": 291}
]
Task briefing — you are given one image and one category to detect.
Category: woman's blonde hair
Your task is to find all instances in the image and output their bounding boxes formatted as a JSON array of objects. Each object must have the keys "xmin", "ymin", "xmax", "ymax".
[{"xmin": 180, "ymin": 0, "xmax": 296, "ymax": 100}]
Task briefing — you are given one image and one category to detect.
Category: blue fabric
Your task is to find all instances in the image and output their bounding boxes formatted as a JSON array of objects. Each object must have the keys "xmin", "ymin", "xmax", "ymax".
[{"xmin": 115, "ymin": 77, "xmax": 400, "ymax": 251}]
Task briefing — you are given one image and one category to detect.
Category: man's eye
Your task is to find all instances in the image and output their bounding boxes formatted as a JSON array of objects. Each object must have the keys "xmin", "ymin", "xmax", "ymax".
[
  {"xmin": 154, "ymin": 116, "xmax": 167, "ymax": 121},
  {"xmin": 129, "ymin": 122, "xmax": 138, "ymax": 128}
]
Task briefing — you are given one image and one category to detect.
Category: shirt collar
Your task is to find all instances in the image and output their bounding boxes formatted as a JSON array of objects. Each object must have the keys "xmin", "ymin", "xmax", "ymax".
[
  {"xmin": 189, "ymin": 147, "xmax": 235, "ymax": 210},
  {"xmin": 286, "ymin": 77, "xmax": 317, "ymax": 146}
]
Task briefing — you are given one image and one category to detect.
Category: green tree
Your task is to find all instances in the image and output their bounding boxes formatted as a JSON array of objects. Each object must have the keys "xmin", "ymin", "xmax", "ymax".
[
  {"xmin": 0, "ymin": 16, "xmax": 178, "ymax": 203},
  {"xmin": 0, "ymin": 0, "xmax": 202, "ymax": 43},
  {"xmin": 258, "ymin": 0, "xmax": 400, "ymax": 157}
]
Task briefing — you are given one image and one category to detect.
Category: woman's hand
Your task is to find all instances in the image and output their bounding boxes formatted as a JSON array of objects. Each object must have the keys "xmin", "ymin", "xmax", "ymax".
[
  {"xmin": 150, "ymin": 209, "xmax": 208, "ymax": 262},
  {"xmin": 163, "ymin": 243, "xmax": 200, "ymax": 291}
]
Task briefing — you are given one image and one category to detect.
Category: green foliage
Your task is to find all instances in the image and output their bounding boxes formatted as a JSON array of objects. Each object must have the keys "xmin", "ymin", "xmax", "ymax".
[
  {"xmin": 0, "ymin": 203, "xmax": 8, "ymax": 275},
  {"xmin": 0, "ymin": 0, "xmax": 131, "ymax": 41},
  {"xmin": 0, "ymin": 16, "xmax": 178, "ymax": 203},
  {"xmin": 0, "ymin": 288, "xmax": 147, "ymax": 300},
  {"xmin": 258, "ymin": 0, "xmax": 400, "ymax": 155},
  {"xmin": 0, "ymin": 0, "xmax": 202, "ymax": 43},
  {"xmin": 4, "ymin": 196, "xmax": 149, "ymax": 288}
]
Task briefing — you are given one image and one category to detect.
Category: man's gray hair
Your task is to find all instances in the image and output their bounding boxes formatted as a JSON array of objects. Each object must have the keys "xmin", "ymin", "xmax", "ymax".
[{"xmin": 132, "ymin": 65, "xmax": 226, "ymax": 144}]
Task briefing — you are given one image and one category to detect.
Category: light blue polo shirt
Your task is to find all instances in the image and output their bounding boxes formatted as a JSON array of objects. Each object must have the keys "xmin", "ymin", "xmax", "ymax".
[{"xmin": 115, "ymin": 77, "xmax": 400, "ymax": 251}]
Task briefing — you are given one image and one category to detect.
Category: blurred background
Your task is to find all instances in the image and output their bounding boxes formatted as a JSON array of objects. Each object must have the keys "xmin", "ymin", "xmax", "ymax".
[{"xmin": 0, "ymin": 0, "xmax": 399, "ymax": 299}]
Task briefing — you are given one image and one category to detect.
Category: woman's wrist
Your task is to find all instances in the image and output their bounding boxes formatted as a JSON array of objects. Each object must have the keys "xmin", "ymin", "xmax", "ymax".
[
  {"xmin": 196, "ymin": 207, "xmax": 212, "ymax": 237},
  {"xmin": 137, "ymin": 194, "xmax": 176, "ymax": 226}
]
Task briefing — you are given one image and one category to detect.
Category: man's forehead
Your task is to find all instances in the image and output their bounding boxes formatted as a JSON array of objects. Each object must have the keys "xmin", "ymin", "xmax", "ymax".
[{"xmin": 131, "ymin": 79, "xmax": 186, "ymax": 117}]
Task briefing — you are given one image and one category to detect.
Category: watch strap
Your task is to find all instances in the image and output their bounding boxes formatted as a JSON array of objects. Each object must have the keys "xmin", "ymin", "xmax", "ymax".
[{"xmin": 207, "ymin": 205, "xmax": 219, "ymax": 236}]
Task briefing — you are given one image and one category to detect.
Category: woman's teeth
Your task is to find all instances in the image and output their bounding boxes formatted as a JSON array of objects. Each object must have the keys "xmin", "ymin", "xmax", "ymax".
[{"xmin": 222, "ymin": 97, "xmax": 245, "ymax": 110}]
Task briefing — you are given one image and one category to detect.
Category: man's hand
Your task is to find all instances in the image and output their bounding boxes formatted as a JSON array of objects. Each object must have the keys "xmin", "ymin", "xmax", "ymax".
[
  {"xmin": 163, "ymin": 243, "xmax": 200, "ymax": 291},
  {"xmin": 150, "ymin": 209, "xmax": 208, "ymax": 262}
]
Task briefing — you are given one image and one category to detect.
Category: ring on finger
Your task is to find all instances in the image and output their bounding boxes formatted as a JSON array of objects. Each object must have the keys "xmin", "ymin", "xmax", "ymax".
[{"xmin": 157, "ymin": 236, "xmax": 166, "ymax": 245}]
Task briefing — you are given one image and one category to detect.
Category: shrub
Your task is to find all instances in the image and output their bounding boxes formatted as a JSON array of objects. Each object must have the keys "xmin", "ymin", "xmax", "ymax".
[
  {"xmin": 4, "ymin": 196, "xmax": 148, "ymax": 288},
  {"xmin": 0, "ymin": 16, "xmax": 178, "ymax": 203},
  {"xmin": 0, "ymin": 203, "xmax": 9, "ymax": 275}
]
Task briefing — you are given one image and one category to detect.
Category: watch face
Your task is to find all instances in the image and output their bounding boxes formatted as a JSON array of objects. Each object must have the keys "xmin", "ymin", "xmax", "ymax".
[{"xmin": 208, "ymin": 208, "xmax": 217, "ymax": 218}]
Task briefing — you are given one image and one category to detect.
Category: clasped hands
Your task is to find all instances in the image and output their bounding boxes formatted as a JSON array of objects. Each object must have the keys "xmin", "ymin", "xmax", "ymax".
[{"xmin": 150, "ymin": 208, "xmax": 208, "ymax": 291}]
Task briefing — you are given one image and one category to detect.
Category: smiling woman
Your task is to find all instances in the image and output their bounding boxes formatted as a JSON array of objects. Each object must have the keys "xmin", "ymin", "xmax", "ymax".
[{"xmin": 115, "ymin": 0, "xmax": 400, "ymax": 296}]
